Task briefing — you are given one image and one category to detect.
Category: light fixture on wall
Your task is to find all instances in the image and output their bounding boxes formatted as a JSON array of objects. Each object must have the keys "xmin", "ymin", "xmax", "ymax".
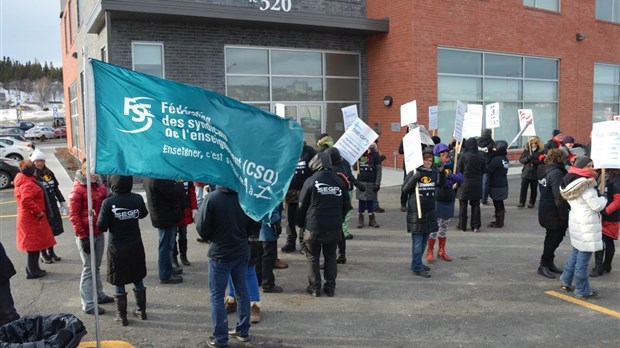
[
  {"xmin": 383, "ymin": 96, "xmax": 393, "ymax": 107},
  {"xmin": 576, "ymin": 33, "xmax": 586, "ymax": 41},
  {"xmin": 71, "ymin": 52, "xmax": 78, "ymax": 59}
]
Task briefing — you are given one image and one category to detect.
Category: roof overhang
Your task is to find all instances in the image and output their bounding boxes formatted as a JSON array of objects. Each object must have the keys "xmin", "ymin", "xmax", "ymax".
[{"xmin": 86, "ymin": 0, "xmax": 389, "ymax": 35}]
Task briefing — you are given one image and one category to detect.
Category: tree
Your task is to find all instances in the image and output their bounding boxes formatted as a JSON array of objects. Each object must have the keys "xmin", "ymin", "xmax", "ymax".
[{"xmin": 34, "ymin": 77, "xmax": 52, "ymax": 107}]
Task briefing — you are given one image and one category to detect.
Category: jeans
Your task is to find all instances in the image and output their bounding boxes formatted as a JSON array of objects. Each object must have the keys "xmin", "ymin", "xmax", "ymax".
[
  {"xmin": 115, "ymin": 280, "xmax": 145, "ymax": 295},
  {"xmin": 76, "ymin": 235, "xmax": 107, "ymax": 311},
  {"xmin": 306, "ymin": 241, "xmax": 337, "ymax": 291},
  {"xmin": 560, "ymin": 247, "xmax": 594, "ymax": 297},
  {"xmin": 195, "ymin": 185, "xmax": 205, "ymax": 209},
  {"xmin": 411, "ymin": 232, "xmax": 430, "ymax": 272},
  {"xmin": 519, "ymin": 178, "xmax": 538, "ymax": 205},
  {"xmin": 158, "ymin": 226, "xmax": 177, "ymax": 281},
  {"xmin": 482, "ymin": 174, "xmax": 490, "ymax": 204},
  {"xmin": 228, "ymin": 265, "xmax": 260, "ymax": 302},
  {"xmin": 208, "ymin": 255, "xmax": 251, "ymax": 345},
  {"xmin": 540, "ymin": 228, "xmax": 565, "ymax": 266}
]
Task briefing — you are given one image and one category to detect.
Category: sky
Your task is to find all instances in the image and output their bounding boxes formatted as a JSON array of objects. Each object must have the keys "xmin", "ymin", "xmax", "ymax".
[{"xmin": 0, "ymin": 0, "xmax": 62, "ymax": 67}]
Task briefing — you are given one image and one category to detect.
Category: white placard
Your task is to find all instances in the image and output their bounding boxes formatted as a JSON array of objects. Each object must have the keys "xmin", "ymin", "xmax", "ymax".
[
  {"xmin": 275, "ymin": 103, "xmax": 285, "ymax": 118},
  {"xmin": 333, "ymin": 118, "xmax": 379, "ymax": 165},
  {"xmin": 418, "ymin": 125, "xmax": 435, "ymax": 145},
  {"xmin": 403, "ymin": 127, "xmax": 423, "ymax": 174},
  {"xmin": 486, "ymin": 102, "xmax": 500, "ymax": 129},
  {"xmin": 462, "ymin": 104, "xmax": 483, "ymax": 139},
  {"xmin": 341, "ymin": 105, "xmax": 359, "ymax": 131},
  {"xmin": 428, "ymin": 105, "xmax": 438, "ymax": 131},
  {"xmin": 590, "ymin": 121, "xmax": 620, "ymax": 169},
  {"xmin": 517, "ymin": 109, "xmax": 536, "ymax": 136},
  {"xmin": 400, "ymin": 100, "xmax": 417, "ymax": 127},
  {"xmin": 453, "ymin": 100, "xmax": 467, "ymax": 141}
]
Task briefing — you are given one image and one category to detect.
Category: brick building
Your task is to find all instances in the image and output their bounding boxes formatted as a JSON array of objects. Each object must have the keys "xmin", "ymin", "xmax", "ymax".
[{"xmin": 60, "ymin": 0, "xmax": 620, "ymax": 165}]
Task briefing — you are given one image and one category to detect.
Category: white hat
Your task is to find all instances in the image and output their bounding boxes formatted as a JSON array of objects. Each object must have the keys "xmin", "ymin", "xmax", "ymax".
[{"xmin": 30, "ymin": 149, "xmax": 46, "ymax": 161}]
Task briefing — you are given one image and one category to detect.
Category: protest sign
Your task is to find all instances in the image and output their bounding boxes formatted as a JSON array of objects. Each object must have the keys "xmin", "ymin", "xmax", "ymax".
[
  {"xmin": 428, "ymin": 105, "xmax": 438, "ymax": 131},
  {"xmin": 400, "ymin": 100, "xmax": 417, "ymax": 127},
  {"xmin": 517, "ymin": 109, "xmax": 536, "ymax": 136},
  {"xmin": 486, "ymin": 102, "xmax": 500, "ymax": 129},
  {"xmin": 590, "ymin": 121, "xmax": 620, "ymax": 169},
  {"xmin": 453, "ymin": 100, "xmax": 467, "ymax": 141},
  {"xmin": 462, "ymin": 104, "xmax": 483, "ymax": 139},
  {"xmin": 334, "ymin": 117, "xmax": 379, "ymax": 165},
  {"xmin": 341, "ymin": 104, "xmax": 359, "ymax": 130},
  {"xmin": 403, "ymin": 127, "xmax": 423, "ymax": 174},
  {"xmin": 275, "ymin": 103, "xmax": 286, "ymax": 118}
]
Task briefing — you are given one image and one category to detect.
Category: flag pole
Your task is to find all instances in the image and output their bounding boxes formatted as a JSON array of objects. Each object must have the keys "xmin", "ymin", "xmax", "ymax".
[{"xmin": 82, "ymin": 49, "xmax": 102, "ymax": 348}]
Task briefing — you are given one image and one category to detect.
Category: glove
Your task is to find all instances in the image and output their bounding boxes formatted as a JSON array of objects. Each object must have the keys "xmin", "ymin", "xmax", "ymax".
[
  {"xmin": 192, "ymin": 209, "xmax": 198, "ymax": 220},
  {"xmin": 412, "ymin": 171, "xmax": 423, "ymax": 182},
  {"xmin": 80, "ymin": 237, "xmax": 91, "ymax": 254},
  {"xmin": 600, "ymin": 209, "xmax": 609, "ymax": 220},
  {"xmin": 272, "ymin": 223, "xmax": 282, "ymax": 235},
  {"xmin": 372, "ymin": 184, "xmax": 380, "ymax": 192}
]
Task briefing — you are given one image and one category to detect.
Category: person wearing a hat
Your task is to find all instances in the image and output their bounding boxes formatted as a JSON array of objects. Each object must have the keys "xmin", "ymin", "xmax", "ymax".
[
  {"xmin": 559, "ymin": 156, "xmax": 607, "ymax": 299},
  {"xmin": 518, "ymin": 136, "xmax": 544, "ymax": 209},
  {"xmin": 456, "ymin": 137, "xmax": 486, "ymax": 232},
  {"xmin": 485, "ymin": 140, "xmax": 510, "ymax": 228},
  {"xmin": 590, "ymin": 168, "xmax": 619, "ymax": 277},
  {"xmin": 543, "ymin": 129, "xmax": 564, "ymax": 153},
  {"xmin": 31, "ymin": 149, "xmax": 68, "ymax": 263}
]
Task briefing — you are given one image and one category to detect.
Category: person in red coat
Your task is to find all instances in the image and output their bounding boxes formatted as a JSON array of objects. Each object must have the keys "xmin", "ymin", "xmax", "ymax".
[
  {"xmin": 69, "ymin": 161, "xmax": 113, "ymax": 315},
  {"xmin": 591, "ymin": 169, "xmax": 620, "ymax": 277},
  {"xmin": 14, "ymin": 159, "xmax": 56, "ymax": 279},
  {"xmin": 173, "ymin": 181, "xmax": 198, "ymax": 269}
]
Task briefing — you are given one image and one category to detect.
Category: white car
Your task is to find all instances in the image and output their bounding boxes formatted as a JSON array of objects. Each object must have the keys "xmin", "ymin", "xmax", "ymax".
[
  {"xmin": 25, "ymin": 126, "xmax": 56, "ymax": 141},
  {"xmin": 0, "ymin": 142, "xmax": 34, "ymax": 161},
  {"xmin": 0, "ymin": 137, "xmax": 35, "ymax": 151}
]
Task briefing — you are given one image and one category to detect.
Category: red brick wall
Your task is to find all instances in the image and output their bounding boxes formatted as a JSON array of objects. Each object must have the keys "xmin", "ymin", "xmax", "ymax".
[
  {"xmin": 367, "ymin": 0, "xmax": 620, "ymax": 168},
  {"xmin": 60, "ymin": 0, "xmax": 81, "ymax": 157}
]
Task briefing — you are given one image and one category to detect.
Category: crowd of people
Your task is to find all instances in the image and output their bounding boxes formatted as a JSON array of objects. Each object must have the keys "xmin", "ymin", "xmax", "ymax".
[{"xmin": 0, "ymin": 127, "xmax": 617, "ymax": 348}]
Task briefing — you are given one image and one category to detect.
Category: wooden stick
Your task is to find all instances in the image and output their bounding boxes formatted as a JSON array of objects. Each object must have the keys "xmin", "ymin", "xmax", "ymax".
[
  {"xmin": 415, "ymin": 184, "xmax": 422, "ymax": 219},
  {"xmin": 453, "ymin": 140, "xmax": 462, "ymax": 173},
  {"xmin": 600, "ymin": 169, "xmax": 606, "ymax": 196}
]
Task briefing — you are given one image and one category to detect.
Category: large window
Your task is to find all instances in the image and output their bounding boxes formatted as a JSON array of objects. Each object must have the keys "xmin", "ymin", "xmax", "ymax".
[
  {"xmin": 593, "ymin": 63, "xmax": 620, "ymax": 122},
  {"xmin": 437, "ymin": 48, "xmax": 559, "ymax": 147},
  {"xmin": 69, "ymin": 82, "xmax": 79, "ymax": 150},
  {"xmin": 132, "ymin": 42, "xmax": 164, "ymax": 78},
  {"xmin": 596, "ymin": 0, "xmax": 620, "ymax": 23},
  {"xmin": 225, "ymin": 47, "xmax": 360, "ymax": 141},
  {"xmin": 524, "ymin": 0, "xmax": 560, "ymax": 11}
]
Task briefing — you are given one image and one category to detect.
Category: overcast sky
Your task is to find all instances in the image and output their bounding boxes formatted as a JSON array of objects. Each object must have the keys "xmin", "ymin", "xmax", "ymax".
[{"xmin": 0, "ymin": 0, "xmax": 62, "ymax": 67}]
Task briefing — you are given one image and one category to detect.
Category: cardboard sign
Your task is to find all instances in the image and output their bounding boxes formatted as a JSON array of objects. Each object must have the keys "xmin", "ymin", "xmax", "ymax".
[
  {"xmin": 517, "ymin": 109, "xmax": 536, "ymax": 136},
  {"xmin": 462, "ymin": 104, "xmax": 483, "ymax": 139},
  {"xmin": 453, "ymin": 100, "xmax": 467, "ymax": 141},
  {"xmin": 333, "ymin": 118, "xmax": 379, "ymax": 165},
  {"xmin": 428, "ymin": 105, "xmax": 438, "ymax": 131},
  {"xmin": 400, "ymin": 100, "xmax": 418, "ymax": 127},
  {"xmin": 486, "ymin": 102, "xmax": 500, "ymax": 129},
  {"xmin": 341, "ymin": 104, "xmax": 359, "ymax": 131},
  {"xmin": 403, "ymin": 127, "xmax": 423, "ymax": 174},
  {"xmin": 275, "ymin": 103, "xmax": 285, "ymax": 118},
  {"xmin": 590, "ymin": 121, "xmax": 620, "ymax": 169}
]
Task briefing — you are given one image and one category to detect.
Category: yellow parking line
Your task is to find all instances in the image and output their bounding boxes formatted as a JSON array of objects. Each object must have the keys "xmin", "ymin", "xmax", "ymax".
[
  {"xmin": 0, "ymin": 200, "xmax": 16, "ymax": 204},
  {"xmin": 546, "ymin": 290, "xmax": 620, "ymax": 318}
]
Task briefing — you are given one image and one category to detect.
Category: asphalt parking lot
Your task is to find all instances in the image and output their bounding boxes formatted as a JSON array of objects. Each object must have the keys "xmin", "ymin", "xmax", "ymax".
[{"xmin": 0, "ymin": 142, "xmax": 618, "ymax": 347}]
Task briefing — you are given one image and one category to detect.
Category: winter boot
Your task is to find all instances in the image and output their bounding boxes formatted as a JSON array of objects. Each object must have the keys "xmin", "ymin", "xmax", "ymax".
[
  {"xmin": 250, "ymin": 302, "xmax": 261, "ymax": 323},
  {"xmin": 438, "ymin": 237, "xmax": 452, "ymax": 261},
  {"xmin": 179, "ymin": 239, "xmax": 190, "ymax": 266},
  {"xmin": 133, "ymin": 288, "xmax": 147, "ymax": 320},
  {"xmin": 488, "ymin": 211, "xmax": 504, "ymax": 228},
  {"xmin": 603, "ymin": 248, "xmax": 614, "ymax": 273},
  {"xmin": 426, "ymin": 239, "xmax": 435, "ymax": 263},
  {"xmin": 172, "ymin": 242, "xmax": 180, "ymax": 269},
  {"xmin": 114, "ymin": 293, "xmax": 128, "ymax": 326},
  {"xmin": 590, "ymin": 250, "xmax": 604, "ymax": 277},
  {"xmin": 48, "ymin": 247, "xmax": 61, "ymax": 261},
  {"xmin": 40, "ymin": 249, "xmax": 53, "ymax": 264},
  {"xmin": 368, "ymin": 213, "xmax": 380, "ymax": 228},
  {"xmin": 357, "ymin": 214, "xmax": 364, "ymax": 229}
]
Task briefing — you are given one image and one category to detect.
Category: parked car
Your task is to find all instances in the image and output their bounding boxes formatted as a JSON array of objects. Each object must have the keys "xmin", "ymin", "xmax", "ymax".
[
  {"xmin": 0, "ymin": 127, "xmax": 25, "ymax": 137},
  {"xmin": 0, "ymin": 142, "xmax": 33, "ymax": 161},
  {"xmin": 17, "ymin": 121, "xmax": 36, "ymax": 131},
  {"xmin": 0, "ymin": 137, "xmax": 35, "ymax": 151},
  {"xmin": 0, "ymin": 133, "xmax": 35, "ymax": 146},
  {"xmin": 54, "ymin": 126, "xmax": 67, "ymax": 138},
  {"xmin": 25, "ymin": 126, "xmax": 56, "ymax": 141},
  {"xmin": 0, "ymin": 158, "xmax": 20, "ymax": 189}
]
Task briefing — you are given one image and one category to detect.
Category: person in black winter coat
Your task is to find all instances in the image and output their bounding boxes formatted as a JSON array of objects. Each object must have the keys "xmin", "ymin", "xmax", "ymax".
[
  {"xmin": 485, "ymin": 140, "xmax": 510, "ymax": 228},
  {"xmin": 281, "ymin": 142, "xmax": 316, "ymax": 253},
  {"xmin": 297, "ymin": 152, "xmax": 351, "ymax": 297},
  {"xmin": 143, "ymin": 178, "xmax": 185, "ymax": 284},
  {"xmin": 536, "ymin": 149, "xmax": 570, "ymax": 279},
  {"xmin": 456, "ymin": 137, "xmax": 486, "ymax": 232},
  {"xmin": 477, "ymin": 129, "xmax": 495, "ymax": 205},
  {"xmin": 518, "ymin": 136, "xmax": 544, "ymax": 208},
  {"xmin": 402, "ymin": 149, "xmax": 443, "ymax": 278},
  {"xmin": 97, "ymin": 175, "xmax": 149, "ymax": 326},
  {"xmin": 0, "ymin": 241, "xmax": 20, "ymax": 326}
]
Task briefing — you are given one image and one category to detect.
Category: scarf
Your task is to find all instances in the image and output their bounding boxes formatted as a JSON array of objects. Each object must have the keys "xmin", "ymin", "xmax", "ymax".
[{"xmin": 568, "ymin": 166, "xmax": 597, "ymax": 179}]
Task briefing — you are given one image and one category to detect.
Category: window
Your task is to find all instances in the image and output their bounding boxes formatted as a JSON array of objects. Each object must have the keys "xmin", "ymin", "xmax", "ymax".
[
  {"xmin": 69, "ymin": 82, "xmax": 79, "ymax": 150},
  {"xmin": 437, "ymin": 48, "xmax": 559, "ymax": 147},
  {"xmin": 593, "ymin": 63, "xmax": 620, "ymax": 122},
  {"xmin": 524, "ymin": 0, "xmax": 560, "ymax": 11},
  {"xmin": 132, "ymin": 42, "xmax": 164, "ymax": 78},
  {"xmin": 596, "ymin": 0, "xmax": 620, "ymax": 23}
]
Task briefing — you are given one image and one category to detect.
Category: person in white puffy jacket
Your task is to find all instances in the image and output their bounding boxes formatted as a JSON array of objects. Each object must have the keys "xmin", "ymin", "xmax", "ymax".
[{"xmin": 559, "ymin": 156, "xmax": 607, "ymax": 299}]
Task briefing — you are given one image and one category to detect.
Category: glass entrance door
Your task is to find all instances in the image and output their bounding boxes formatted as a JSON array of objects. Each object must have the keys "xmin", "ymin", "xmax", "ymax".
[{"xmin": 274, "ymin": 104, "xmax": 323, "ymax": 146}]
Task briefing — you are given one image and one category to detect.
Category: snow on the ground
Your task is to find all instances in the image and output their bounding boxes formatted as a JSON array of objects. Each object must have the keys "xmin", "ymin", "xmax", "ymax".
[{"xmin": 1, "ymin": 87, "xmax": 63, "ymax": 125}]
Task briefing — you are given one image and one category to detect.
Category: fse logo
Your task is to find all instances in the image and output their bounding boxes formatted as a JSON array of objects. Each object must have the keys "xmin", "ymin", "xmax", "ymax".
[{"xmin": 120, "ymin": 97, "xmax": 155, "ymax": 133}]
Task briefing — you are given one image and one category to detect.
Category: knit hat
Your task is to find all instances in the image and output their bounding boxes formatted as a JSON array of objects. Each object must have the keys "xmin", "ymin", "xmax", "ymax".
[
  {"xmin": 573, "ymin": 155, "xmax": 592, "ymax": 169},
  {"xmin": 563, "ymin": 136, "xmax": 575, "ymax": 144},
  {"xmin": 30, "ymin": 149, "xmax": 46, "ymax": 161},
  {"xmin": 552, "ymin": 129, "xmax": 561, "ymax": 137}
]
